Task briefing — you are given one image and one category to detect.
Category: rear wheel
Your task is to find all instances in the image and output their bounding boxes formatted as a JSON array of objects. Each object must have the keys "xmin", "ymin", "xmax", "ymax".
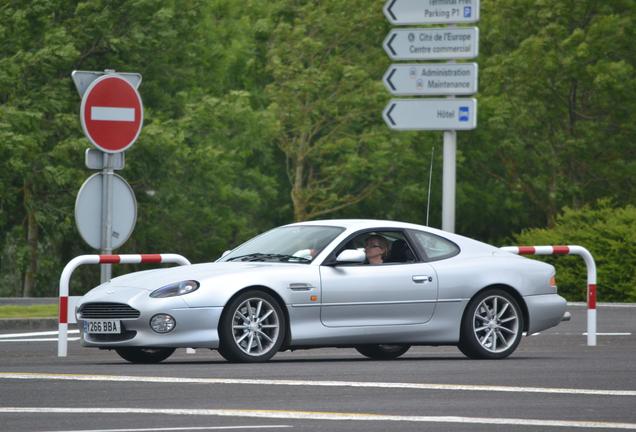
[
  {"xmin": 218, "ymin": 290, "xmax": 285, "ymax": 363},
  {"xmin": 458, "ymin": 289, "xmax": 524, "ymax": 359},
  {"xmin": 355, "ymin": 344, "xmax": 410, "ymax": 360},
  {"xmin": 115, "ymin": 347, "xmax": 175, "ymax": 364}
]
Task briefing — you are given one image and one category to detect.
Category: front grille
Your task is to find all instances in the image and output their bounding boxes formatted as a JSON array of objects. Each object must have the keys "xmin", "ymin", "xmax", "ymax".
[{"xmin": 79, "ymin": 302, "xmax": 140, "ymax": 319}]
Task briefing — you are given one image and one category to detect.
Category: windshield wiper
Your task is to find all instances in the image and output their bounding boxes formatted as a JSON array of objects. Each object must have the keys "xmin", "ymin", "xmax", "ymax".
[
  {"xmin": 264, "ymin": 253, "xmax": 311, "ymax": 263},
  {"xmin": 227, "ymin": 253, "xmax": 310, "ymax": 263},
  {"xmin": 226, "ymin": 253, "xmax": 266, "ymax": 262}
]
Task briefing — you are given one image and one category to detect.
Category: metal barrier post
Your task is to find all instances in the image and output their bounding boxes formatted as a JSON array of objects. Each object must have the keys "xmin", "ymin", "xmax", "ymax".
[
  {"xmin": 500, "ymin": 245, "xmax": 597, "ymax": 346},
  {"xmin": 58, "ymin": 254, "xmax": 191, "ymax": 357}
]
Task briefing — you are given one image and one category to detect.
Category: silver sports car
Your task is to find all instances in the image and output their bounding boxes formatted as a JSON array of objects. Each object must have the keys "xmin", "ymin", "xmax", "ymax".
[{"xmin": 77, "ymin": 219, "xmax": 568, "ymax": 363}]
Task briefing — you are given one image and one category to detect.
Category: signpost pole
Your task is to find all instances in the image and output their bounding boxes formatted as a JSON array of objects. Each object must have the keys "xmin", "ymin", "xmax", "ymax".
[
  {"xmin": 442, "ymin": 130, "xmax": 456, "ymax": 232},
  {"xmin": 442, "ymin": 22, "xmax": 457, "ymax": 233},
  {"xmin": 100, "ymin": 152, "xmax": 113, "ymax": 283}
]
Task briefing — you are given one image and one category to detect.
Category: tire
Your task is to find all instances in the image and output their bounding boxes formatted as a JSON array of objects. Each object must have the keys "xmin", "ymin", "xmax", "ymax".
[
  {"xmin": 115, "ymin": 347, "xmax": 175, "ymax": 364},
  {"xmin": 218, "ymin": 290, "xmax": 285, "ymax": 363},
  {"xmin": 458, "ymin": 289, "xmax": 524, "ymax": 359},
  {"xmin": 355, "ymin": 344, "xmax": 411, "ymax": 360}
]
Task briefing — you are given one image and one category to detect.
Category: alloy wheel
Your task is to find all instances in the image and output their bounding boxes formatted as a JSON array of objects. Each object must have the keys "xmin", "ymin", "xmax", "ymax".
[
  {"xmin": 231, "ymin": 297, "xmax": 280, "ymax": 356},
  {"xmin": 472, "ymin": 295, "xmax": 520, "ymax": 353}
]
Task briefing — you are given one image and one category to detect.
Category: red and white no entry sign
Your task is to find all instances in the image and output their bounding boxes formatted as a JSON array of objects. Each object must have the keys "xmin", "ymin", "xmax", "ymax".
[{"xmin": 80, "ymin": 74, "xmax": 143, "ymax": 153}]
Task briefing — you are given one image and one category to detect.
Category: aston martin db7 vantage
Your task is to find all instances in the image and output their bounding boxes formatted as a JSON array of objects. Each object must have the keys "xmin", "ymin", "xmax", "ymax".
[{"xmin": 77, "ymin": 220, "xmax": 568, "ymax": 363}]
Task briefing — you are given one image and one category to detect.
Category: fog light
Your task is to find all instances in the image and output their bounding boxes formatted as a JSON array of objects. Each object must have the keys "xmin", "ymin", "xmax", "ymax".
[{"xmin": 150, "ymin": 314, "xmax": 176, "ymax": 333}]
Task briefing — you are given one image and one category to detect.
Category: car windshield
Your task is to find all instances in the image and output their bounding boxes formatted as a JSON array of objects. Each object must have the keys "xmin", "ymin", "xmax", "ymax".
[{"xmin": 221, "ymin": 225, "xmax": 344, "ymax": 263}]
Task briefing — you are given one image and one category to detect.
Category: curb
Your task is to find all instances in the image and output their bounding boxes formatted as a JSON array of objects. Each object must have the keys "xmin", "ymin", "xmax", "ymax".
[{"xmin": 0, "ymin": 318, "xmax": 59, "ymax": 331}]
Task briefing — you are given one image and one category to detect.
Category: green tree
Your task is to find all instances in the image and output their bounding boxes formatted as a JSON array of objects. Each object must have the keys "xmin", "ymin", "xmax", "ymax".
[
  {"xmin": 514, "ymin": 201, "xmax": 636, "ymax": 302},
  {"xmin": 0, "ymin": 0, "xmax": 276, "ymax": 295},
  {"xmin": 459, "ymin": 0, "xmax": 636, "ymax": 240},
  {"xmin": 265, "ymin": 0, "xmax": 416, "ymax": 221}
]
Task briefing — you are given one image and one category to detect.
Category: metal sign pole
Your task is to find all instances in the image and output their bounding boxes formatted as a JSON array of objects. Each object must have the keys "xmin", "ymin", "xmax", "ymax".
[
  {"xmin": 442, "ymin": 130, "xmax": 456, "ymax": 232},
  {"xmin": 100, "ymin": 152, "xmax": 113, "ymax": 283},
  {"xmin": 441, "ymin": 18, "xmax": 457, "ymax": 234}
]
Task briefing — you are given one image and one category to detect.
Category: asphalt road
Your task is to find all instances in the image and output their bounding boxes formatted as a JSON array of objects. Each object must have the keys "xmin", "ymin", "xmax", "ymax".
[{"xmin": 0, "ymin": 303, "xmax": 635, "ymax": 432}]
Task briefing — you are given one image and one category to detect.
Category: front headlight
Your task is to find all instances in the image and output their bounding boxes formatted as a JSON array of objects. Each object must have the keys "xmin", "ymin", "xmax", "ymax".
[{"xmin": 150, "ymin": 280, "xmax": 200, "ymax": 298}]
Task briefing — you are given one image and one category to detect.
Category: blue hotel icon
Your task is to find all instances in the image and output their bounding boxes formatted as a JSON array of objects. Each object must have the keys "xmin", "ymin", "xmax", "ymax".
[{"xmin": 459, "ymin": 106, "xmax": 470, "ymax": 122}]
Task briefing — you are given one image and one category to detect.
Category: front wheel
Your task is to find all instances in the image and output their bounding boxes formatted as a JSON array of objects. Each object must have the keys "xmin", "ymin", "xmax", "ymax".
[
  {"xmin": 115, "ymin": 347, "xmax": 175, "ymax": 364},
  {"xmin": 458, "ymin": 289, "xmax": 524, "ymax": 359},
  {"xmin": 355, "ymin": 344, "xmax": 411, "ymax": 360},
  {"xmin": 218, "ymin": 290, "xmax": 285, "ymax": 363}
]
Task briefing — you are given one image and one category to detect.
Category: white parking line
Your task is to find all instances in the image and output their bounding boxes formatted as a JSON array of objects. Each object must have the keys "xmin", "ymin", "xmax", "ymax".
[
  {"xmin": 1, "ymin": 407, "xmax": 635, "ymax": 430},
  {"xmin": 583, "ymin": 333, "xmax": 632, "ymax": 336},
  {"xmin": 36, "ymin": 426, "xmax": 291, "ymax": 432},
  {"xmin": 568, "ymin": 302, "xmax": 636, "ymax": 308},
  {"xmin": 0, "ymin": 372, "xmax": 634, "ymax": 397},
  {"xmin": 0, "ymin": 330, "xmax": 80, "ymax": 339},
  {"xmin": 0, "ymin": 330, "xmax": 80, "ymax": 343},
  {"xmin": 0, "ymin": 338, "xmax": 80, "ymax": 342}
]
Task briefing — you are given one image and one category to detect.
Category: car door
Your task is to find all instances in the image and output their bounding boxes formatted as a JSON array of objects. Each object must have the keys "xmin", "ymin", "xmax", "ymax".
[{"xmin": 319, "ymin": 231, "xmax": 438, "ymax": 327}]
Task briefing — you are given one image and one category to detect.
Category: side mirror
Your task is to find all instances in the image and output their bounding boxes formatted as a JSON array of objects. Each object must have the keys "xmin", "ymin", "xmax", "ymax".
[{"xmin": 335, "ymin": 249, "xmax": 366, "ymax": 264}]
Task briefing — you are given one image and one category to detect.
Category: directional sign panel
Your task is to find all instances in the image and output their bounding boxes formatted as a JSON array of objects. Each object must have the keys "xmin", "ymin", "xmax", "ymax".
[
  {"xmin": 80, "ymin": 74, "xmax": 144, "ymax": 153},
  {"xmin": 383, "ymin": 98, "xmax": 477, "ymax": 131},
  {"xmin": 384, "ymin": 0, "xmax": 480, "ymax": 25},
  {"xmin": 383, "ymin": 63, "xmax": 478, "ymax": 96},
  {"xmin": 384, "ymin": 27, "xmax": 479, "ymax": 60}
]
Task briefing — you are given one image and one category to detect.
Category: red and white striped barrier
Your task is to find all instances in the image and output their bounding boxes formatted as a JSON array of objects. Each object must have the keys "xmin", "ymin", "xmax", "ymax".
[
  {"xmin": 58, "ymin": 254, "xmax": 191, "ymax": 357},
  {"xmin": 500, "ymin": 245, "xmax": 597, "ymax": 346}
]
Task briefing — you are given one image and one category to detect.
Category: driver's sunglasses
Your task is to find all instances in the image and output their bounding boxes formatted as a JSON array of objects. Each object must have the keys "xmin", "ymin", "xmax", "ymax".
[{"xmin": 365, "ymin": 244, "xmax": 384, "ymax": 249}]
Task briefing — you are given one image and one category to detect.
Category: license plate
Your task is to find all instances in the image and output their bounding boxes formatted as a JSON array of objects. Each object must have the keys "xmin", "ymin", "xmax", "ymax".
[{"xmin": 83, "ymin": 319, "xmax": 121, "ymax": 334}]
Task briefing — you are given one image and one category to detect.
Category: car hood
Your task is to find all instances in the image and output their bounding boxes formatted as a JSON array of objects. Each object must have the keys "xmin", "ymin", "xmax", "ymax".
[{"xmin": 93, "ymin": 261, "xmax": 307, "ymax": 292}]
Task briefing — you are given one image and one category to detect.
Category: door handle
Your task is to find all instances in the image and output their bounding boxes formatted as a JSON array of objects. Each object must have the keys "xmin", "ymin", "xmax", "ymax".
[{"xmin": 412, "ymin": 275, "xmax": 433, "ymax": 283}]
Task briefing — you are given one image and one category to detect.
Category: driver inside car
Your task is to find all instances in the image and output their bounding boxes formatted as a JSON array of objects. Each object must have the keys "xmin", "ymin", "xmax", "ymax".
[{"xmin": 364, "ymin": 234, "xmax": 389, "ymax": 265}]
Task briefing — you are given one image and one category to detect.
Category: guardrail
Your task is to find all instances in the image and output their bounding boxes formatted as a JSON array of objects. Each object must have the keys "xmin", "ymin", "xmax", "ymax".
[
  {"xmin": 500, "ymin": 245, "xmax": 597, "ymax": 346},
  {"xmin": 58, "ymin": 254, "xmax": 191, "ymax": 357}
]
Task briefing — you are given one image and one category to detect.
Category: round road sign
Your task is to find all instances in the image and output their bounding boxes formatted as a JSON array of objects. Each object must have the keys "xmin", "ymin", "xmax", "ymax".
[
  {"xmin": 75, "ymin": 173, "xmax": 137, "ymax": 250},
  {"xmin": 80, "ymin": 74, "xmax": 143, "ymax": 153}
]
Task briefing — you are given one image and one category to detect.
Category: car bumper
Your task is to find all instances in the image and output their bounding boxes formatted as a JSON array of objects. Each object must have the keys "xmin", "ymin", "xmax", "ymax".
[
  {"xmin": 79, "ymin": 306, "xmax": 223, "ymax": 349},
  {"xmin": 524, "ymin": 293, "xmax": 567, "ymax": 334}
]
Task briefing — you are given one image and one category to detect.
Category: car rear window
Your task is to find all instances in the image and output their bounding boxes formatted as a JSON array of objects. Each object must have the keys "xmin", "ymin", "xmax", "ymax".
[{"xmin": 410, "ymin": 230, "xmax": 459, "ymax": 261}]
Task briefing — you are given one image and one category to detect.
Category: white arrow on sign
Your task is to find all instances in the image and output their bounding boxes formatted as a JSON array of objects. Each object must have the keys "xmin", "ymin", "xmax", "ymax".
[
  {"xmin": 383, "ymin": 98, "xmax": 477, "ymax": 131},
  {"xmin": 383, "ymin": 63, "xmax": 478, "ymax": 96},
  {"xmin": 383, "ymin": 27, "xmax": 479, "ymax": 60},
  {"xmin": 384, "ymin": 0, "xmax": 480, "ymax": 25}
]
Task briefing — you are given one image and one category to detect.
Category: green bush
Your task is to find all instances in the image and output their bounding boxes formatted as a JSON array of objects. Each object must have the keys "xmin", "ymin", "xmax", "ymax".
[{"xmin": 513, "ymin": 201, "xmax": 636, "ymax": 302}]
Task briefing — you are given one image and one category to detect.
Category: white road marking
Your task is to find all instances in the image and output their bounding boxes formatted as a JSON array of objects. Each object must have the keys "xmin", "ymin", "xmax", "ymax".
[
  {"xmin": 0, "ymin": 338, "xmax": 80, "ymax": 342},
  {"xmin": 91, "ymin": 107, "xmax": 135, "ymax": 122},
  {"xmin": 2, "ymin": 407, "xmax": 635, "ymax": 430},
  {"xmin": 568, "ymin": 302, "xmax": 636, "ymax": 308},
  {"xmin": 0, "ymin": 330, "xmax": 79, "ymax": 339},
  {"xmin": 36, "ymin": 425, "xmax": 290, "ymax": 432},
  {"xmin": 0, "ymin": 372, "xmax": 634, "ymax": 397},
  {"xmin": 583, "ymin": 333, "xmax": 631, "ymax": 336}
]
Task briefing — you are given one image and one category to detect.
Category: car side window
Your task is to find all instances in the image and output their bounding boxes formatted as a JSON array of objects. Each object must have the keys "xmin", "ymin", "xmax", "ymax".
[
  {"xmin": 335, "ymin": 230, "xmax": 418, "ymax": 265},
  {"xmin": 410, "ymin": 230, "xmax": 459, "ymax": 261}
]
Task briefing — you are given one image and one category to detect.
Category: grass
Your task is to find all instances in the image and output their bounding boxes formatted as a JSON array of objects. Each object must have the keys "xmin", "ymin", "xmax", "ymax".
[{"xmin": 0, "ymin": 305, "xmax": 57, "ymax": 319}]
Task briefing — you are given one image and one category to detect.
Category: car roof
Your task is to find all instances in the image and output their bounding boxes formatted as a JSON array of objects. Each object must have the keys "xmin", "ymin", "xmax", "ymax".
[
  {"xmin": 286, "ymin": 219, "xmax": 500, "ymax": 255},
  {"xmin": 287, "ymin": 219, "xmax": 439, "ymax": 234}
]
